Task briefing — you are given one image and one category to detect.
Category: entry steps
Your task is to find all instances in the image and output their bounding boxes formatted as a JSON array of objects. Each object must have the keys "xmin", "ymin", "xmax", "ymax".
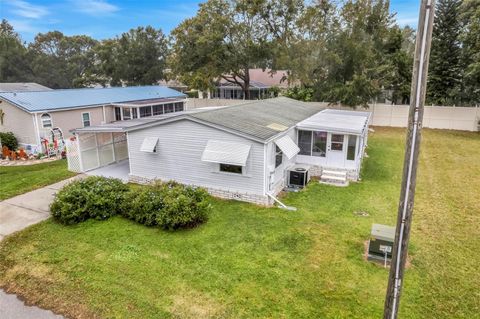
[{"xmin": 319, "ymin": 169, "xmax": 349, "ymax": 187}]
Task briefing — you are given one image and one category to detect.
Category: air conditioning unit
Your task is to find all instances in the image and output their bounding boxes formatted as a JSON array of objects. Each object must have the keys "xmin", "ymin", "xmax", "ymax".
[{"xmin": 287, "ymin": 165, "xmax": 310, "ymax": 188}]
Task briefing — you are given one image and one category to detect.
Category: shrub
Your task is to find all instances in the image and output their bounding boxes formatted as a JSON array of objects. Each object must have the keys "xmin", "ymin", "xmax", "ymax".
[
  {"xmin": 0, "ymin": 132, "xmax": 18, "ymax": 151},
  {"xmin": 121, "ymin": 181, "xmax": 211, "ymax": 230},
  {"xmin": 121, "ymin": 186, "xmax": 164, "ymax": 226},
  {"xmin": 156, "ymin": 182, "xmax": 211, "ymax": 230},
  {"xmin": 50, "ymin": 176, "xmax": 129, "ymax": 225}
]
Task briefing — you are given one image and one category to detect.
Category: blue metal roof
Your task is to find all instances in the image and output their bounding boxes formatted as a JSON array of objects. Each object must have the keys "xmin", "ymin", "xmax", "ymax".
[{"xmin": 0, "ymin": 86, "xmax": 186, "ymax": 112}]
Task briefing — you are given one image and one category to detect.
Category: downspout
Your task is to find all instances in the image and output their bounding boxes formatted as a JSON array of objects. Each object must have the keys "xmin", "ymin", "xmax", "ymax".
[{"xmin": 267, "ymin": 193, "xmax": 297, "ymax": 211}]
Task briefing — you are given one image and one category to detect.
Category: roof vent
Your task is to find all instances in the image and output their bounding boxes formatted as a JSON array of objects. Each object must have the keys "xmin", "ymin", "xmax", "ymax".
[{"xmin": 267, "ymin": 123, "xmax": 288, "ymax": 131}]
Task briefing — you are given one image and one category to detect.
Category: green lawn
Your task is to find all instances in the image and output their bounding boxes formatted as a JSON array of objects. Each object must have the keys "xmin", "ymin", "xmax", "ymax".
[
  {"xmin": 0, "ymin": 159, "xmax": 76, "ymax": 200},
  {"xmin": 0, "ymin": 128, "xmax": 478, "ymax": 318}
]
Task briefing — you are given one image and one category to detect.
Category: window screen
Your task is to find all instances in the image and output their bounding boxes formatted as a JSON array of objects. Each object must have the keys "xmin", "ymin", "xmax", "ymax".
[
  {"xmin": 312, "ymin": 131, "xmax": 327, "ymax": 157},
  {"xmin": 275, "ymin": 145, "xmax": 283, "ymax": 168},
  {"xmin": 347, "ymin": 135, "xmax": 357, "ymax": 160},
  {"xmin": 220, "ymin": 164, "xmax": 242, "ymax": 174},
  {"xmin": 140, "ymin": 106, "xmax": 152, "ymax": 117},
  {"xmin": 298, "ymin": 130, "xmax": 312, "ymax": 155},
  {"xmin": 331, "ymin": 134, "xmax": 344, "ymax": 151}
]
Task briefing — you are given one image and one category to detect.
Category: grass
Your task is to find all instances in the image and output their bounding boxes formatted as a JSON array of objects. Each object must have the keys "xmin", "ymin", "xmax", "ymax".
[
  {"xmin": 0, "ymin": 159, "xmax": 76, "ymax": 200},
  {"xmin": 0, "ymin": 127, "xmax": 478, "ymax": 318}
]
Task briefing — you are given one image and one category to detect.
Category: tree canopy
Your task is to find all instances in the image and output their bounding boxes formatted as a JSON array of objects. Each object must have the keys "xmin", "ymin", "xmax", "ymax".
[{"xmin": 0, "ymin": 0, "xmax": 478, "ymax": 107}]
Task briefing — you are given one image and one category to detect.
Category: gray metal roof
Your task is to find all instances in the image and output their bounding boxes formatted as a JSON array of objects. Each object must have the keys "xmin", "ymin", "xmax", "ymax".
[
  {"xmin": 0, "ymin": 82, "xmax": 52, "ymax": 92},
  {"xmin": 190, "ymin": 97, "xmax": 325, "ymax": 141},
  {"xmin": 73, "ymin": 98, "xmax": 326, "ymax": 143},
  {"xmin": 0, "ymin": 85, "xmax": 186, "ymax": 112},
  {"xmin": 297, "ymin": 109, "xmax": 371, "ymax": 135}
]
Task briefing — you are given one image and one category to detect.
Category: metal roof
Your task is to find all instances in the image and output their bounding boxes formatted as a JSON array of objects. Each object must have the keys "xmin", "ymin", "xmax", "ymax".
[
  {"xmin": 297, "ymin": 109, "xmax": 371, "ymax": 135},
  {"xmin": 190, "ymin": 97, "xmax": 325, "ymax": 142},
  {"xmin": 201, "ymin": 140, "xmax": 251, "ymax": 166},
  {"xmin": 0, "ymin": 82, "xmax": 52, "ymax": 92},
  {"xmin": 0, "ymin": 86, "xmax": 186, "ymax": 112},
  {"xmin": 371, "ymin": 224, "xmax": 396, "ymax": 242}
]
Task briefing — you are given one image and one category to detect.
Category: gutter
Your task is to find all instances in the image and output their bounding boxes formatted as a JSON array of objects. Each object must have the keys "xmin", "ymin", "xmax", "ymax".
[{"xmin": 267, "ymin": 193, "xmax": 297, "ymax": 211}]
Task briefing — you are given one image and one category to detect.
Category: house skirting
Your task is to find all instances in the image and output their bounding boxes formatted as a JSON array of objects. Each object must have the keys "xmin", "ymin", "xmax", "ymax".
[{"xmin": 128, "ymin": 174, "xmax": 270, "ymax": 206}]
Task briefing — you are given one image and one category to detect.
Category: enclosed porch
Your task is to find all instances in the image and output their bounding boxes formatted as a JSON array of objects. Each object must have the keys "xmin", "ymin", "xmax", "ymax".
[{"xmin": 294, "ymin": 109, "xmax": 371, "ymax": 180}]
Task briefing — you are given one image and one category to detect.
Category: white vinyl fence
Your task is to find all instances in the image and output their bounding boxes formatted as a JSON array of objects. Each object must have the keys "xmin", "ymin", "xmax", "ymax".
[{"xmin": 187, "ymin": 98, "xmax": 480, "ymax": 132}]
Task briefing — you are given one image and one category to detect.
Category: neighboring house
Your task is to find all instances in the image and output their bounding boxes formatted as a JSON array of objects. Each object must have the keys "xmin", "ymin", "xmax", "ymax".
[
  {"xmin": 70, "ymin": 97, "xmax": 370, "ymax": 205},
  {"xmin": 0, "ymin": 82, "xmax": 52, "ymax": 92},
  {"xmin": 0, "ymin": 86, "xmax": 186, "ymax": 153},
  {"xmin": 209, "ymin": 69, "xmax": 293, "ymax": 100}
]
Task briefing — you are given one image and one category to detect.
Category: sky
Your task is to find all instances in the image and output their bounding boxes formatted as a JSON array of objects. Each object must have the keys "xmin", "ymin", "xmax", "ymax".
[{"xmin": 0, "ymin": 0, "xmax": 421, "ymax": 43}]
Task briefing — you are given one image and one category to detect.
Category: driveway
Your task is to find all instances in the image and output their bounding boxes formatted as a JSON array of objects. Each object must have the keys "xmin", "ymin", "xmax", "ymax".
[{"xmin": 0, "ymin": 176, "xmax": 83, "ymax": 319}]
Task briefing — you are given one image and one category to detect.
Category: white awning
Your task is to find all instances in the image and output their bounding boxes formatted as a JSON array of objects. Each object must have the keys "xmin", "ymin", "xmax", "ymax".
[
  {"xmin": 274, "ymin": 135, "xmax": 300, "ymax": 159},
  {"xmin": 201, "ymin": 140, "xmax": 251, "ymax": 166},
  {"xmin": 140, "ymin": 137, "xmax": 158, "ymax": 153}
]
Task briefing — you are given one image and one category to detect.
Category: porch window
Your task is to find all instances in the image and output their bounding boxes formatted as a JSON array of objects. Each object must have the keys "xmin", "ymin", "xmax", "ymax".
[
  {"xmin": 164, "ymin": 103, "xmax": 174, "ymax": 113},
  {"xmin": 153, "ymin": 105, "xmax": 164, "ymax": 115},
  {"xmin": 41, "ymin": 113, "xmax": 52, "ymax": 128},
  {"xmin": 331, "ymin": 134, "xmax": 344, "ymax": 151},
  {"xmin": 220, "ymin": 164, "xmax": 242, "ymax": 174},
  {"xmin": 122, "ymin": 108, "xmax": 131, "ymax": 120},
  {"xmin": 312, "ymin": 131, "xmax": 327, "ymax": 157},
  {"xmin": 82, "ymin": 112, "xmax": 91, "ymax": 127},
  {"xmin": 298, "ymin": 130, "xmax": 312, "ymax": 155},
  {"xmin": 132, "ymin": 108, "xmax": 138, "ymax": 119},
  {"xmin": 114, "ymin": 107, "xmax": 122, "ymax": 121},
  {"xmin": 174, "ymin": 102, "xmax": 184, "ymax": 112},
  {"xmin": 275, "ymin": 145, "xmax": 283, "ymax": 168},
  {"xmin": 139, "ymin": 106, "xmax": 152, "ymax": 118},
  {"xmin": 347, "ymin": 135, "xmax": 357, "ymax": 161}
]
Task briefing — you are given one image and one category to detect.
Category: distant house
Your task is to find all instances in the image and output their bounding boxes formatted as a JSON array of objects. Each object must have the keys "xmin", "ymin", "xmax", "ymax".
[
  {"xmin": 0, "ymin": 86, "xmax": 186, "ymax": 153},
  {"xmin": 0, "ymin": 82, "xmax": 52, "ymax": 92},
  {"xmin": 69, "ymin": 97, "xmax": 370, "ymax": 205},
  {"xmin": 209, "ymin": 69, "xmax": 293, "ymax": 100}
]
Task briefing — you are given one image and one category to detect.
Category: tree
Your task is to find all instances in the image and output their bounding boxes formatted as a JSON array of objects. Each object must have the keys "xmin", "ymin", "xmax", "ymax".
[
  {"xmin": 427, "ymin": 0, "xmax": 463, "ymax": 105},
  {"xmin": 0, "ymin": 19, "xmax": 34, "ymax": 82},
  {"xmin": 459, "ymin": 0, "xmax": 480, "ymax": 105},
  {"xmin": 170, "ymin": 0, "xmax": 272, "ymax": 99},
  {"xmin": 29, "ymin": 31, "xmax": 98, "ymax": 88},
  {"xmin": 86, "ymin": 26, "xmax": 168, "ymax": 87},
  {"xmin": 313, "ymin": 0, "xmax": 394, "ymax": 107}
]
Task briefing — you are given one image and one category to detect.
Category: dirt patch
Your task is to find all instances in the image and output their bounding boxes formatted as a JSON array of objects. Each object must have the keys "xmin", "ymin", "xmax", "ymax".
[{"xmin": 170, "ymin": 288, "xmax": 226, "ymax": 319}]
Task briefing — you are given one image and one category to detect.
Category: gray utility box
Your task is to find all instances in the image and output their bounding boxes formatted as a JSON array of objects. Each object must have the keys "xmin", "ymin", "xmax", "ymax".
[{"xmin": 368, "ymin": 224, "xmax": 395, "ymax": 263}]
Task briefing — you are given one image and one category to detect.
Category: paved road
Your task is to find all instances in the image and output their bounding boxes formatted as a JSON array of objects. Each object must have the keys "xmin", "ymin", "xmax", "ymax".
[{"xmin": 0, "ymin": 176, "xmax": 83, "ymax": 319}]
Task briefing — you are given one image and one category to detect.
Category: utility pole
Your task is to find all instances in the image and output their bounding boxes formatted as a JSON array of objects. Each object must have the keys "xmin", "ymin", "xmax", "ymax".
[{"xmin": 383, "ymin": 0, "xmax": 436, "ymax": 318}]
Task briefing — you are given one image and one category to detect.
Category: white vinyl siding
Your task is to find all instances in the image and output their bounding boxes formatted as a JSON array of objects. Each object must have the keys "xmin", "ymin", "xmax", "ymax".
[{"xmin": 128, "ymin": 119, "xmax": 265, "ymax": 195}]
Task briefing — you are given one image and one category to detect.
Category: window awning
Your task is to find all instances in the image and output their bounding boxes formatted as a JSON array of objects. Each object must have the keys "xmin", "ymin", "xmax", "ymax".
[
  {"xmin": 201, "ymin": 140, "xmax": 251, "ymax": 166},
  {"xmin": 140, "ymin": 137, "xmax": 158, "ymax": 153},
  {"xmin": 274, "ymin": 135, "xmax": 300, "ymax": 159}
]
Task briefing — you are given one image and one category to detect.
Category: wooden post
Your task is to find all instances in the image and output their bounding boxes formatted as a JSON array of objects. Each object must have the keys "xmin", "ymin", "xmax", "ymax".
[{"xmin": 383, "ymin": 0, "xmax": 436, "ymax": 318}]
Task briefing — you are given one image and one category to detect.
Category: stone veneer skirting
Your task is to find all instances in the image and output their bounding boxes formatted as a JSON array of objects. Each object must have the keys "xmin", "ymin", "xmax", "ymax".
[{"xmin": 129, "ymin": 174, "xmax": 271, "ymax": 206}]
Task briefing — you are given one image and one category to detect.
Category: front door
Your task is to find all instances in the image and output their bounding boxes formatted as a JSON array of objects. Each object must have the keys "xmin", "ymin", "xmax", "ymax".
[{"xmin": 326, "ymin": 133, "xmax": 345, "ymax": 167}]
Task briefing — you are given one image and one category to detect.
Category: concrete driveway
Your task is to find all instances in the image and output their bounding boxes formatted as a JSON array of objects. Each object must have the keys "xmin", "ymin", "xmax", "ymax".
[{"xmin": 0, "ymin": 176, "xmax": 83, "ymax": 319}]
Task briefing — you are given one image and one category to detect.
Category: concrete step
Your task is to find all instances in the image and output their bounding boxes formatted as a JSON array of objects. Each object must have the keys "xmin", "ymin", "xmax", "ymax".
[
  {"xmin": 321, "ymin": 174, "xmax": 347, "ymax": 182},
  {"xmin": 322, "ymin": 169, "xmax": 347, "ymax": 177}
]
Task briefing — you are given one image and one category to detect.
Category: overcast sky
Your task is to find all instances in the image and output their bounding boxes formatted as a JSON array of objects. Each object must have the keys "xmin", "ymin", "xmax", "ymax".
[{"xmin": 0, "ymin": 0, "xmax": 420, "ymax": 42}]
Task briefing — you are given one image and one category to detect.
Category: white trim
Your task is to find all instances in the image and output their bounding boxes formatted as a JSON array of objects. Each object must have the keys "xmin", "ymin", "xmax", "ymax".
[{"xmin": 32, "ymin": 113, "xmax": 41, "ymax": 147}]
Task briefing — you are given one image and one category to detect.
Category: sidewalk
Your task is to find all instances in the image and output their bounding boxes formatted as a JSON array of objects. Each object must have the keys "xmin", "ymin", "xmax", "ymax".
[{"xmin": 0, "ymin": 175, "xmax": 83, "ymax": 319}]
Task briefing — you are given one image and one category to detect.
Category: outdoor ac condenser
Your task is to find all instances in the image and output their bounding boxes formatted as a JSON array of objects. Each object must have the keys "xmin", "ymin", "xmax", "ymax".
[{"xmin": 287, "ymin": 165, "xmax": 310, "ymax": 188}]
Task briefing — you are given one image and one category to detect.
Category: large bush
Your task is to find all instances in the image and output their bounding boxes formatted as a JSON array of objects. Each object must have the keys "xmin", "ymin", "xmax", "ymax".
[
  {"xmin": 121, "ymin": 185, "xmax": 164, "ymax": 226},
  {"xmin": 50, "ymin": 176, "xmax": 129, "ymax": 225},
  {"xmin": 122, "ymin": 181, "xmax": 211, "ymax": 230},
  {"xmin": 0, "ymin": 132, "xmax": 18, "ymax": 151}
]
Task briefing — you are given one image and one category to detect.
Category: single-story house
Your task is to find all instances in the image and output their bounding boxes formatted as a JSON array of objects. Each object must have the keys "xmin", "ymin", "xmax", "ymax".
[
  {"xmin": 0, "ymin": 86, "xmax": 186, "ymax": 153},
  {"xmin": 209, "ymin": 69, "xmax": 295, "ymax": 100},
  {"xmin": 69, "ymin": 97, "xmax": 370, "ymax": 205}
]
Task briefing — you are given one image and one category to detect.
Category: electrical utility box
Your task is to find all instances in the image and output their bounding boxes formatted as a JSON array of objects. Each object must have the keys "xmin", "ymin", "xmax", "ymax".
[{"xmin": 368, "ymin": 224, "xmax": 395, "ymax": 265}]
